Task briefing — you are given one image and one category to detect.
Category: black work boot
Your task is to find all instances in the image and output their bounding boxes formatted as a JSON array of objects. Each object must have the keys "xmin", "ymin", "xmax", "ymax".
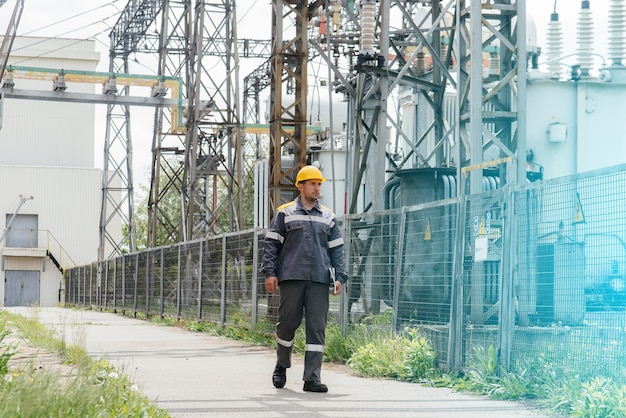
[
  {"xmin": 272, "ymin": 362, "xmax": 286, "ymax": 388},
  {"xmin": 303, "ymin": 381, "xmax": 328, "ymax": 393}
]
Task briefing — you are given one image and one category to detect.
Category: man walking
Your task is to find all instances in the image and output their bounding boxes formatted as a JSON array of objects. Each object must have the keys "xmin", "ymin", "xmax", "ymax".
[{"xmin": 262, "ymin": 165, "xmax": 348, "ymax": 393}]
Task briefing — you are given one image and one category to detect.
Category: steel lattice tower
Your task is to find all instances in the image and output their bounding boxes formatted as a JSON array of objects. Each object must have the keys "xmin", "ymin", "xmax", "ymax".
[{"xmin": 101, "ymin": 0, "xmax": 270, "ymax": 254}]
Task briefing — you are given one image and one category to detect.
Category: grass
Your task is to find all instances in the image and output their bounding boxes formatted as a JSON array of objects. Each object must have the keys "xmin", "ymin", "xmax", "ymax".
[{"xmin": 0, "ymin": 309, "xmax": 169, "ymax": 418}]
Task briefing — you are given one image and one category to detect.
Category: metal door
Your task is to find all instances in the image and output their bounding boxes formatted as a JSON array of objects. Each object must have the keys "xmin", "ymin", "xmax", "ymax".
[{"xmin": 4, "ymin": 271, "xmax": 40, "ymax": 306}]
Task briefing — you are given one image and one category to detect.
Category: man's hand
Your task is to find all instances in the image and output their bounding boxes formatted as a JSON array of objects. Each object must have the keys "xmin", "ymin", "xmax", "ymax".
[
  {"xmin": 331, "ymin": 281, "xmax": 342, "ymax": 296},
  {"xmin": 265, "ymin": 276, "xmax": 279, "ymax": 295}
]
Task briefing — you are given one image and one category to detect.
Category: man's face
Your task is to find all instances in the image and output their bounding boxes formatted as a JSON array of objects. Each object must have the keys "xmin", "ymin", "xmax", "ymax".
[{"xmin": 298, "ymin": 179, "xmax": 323, "ymax": 201}]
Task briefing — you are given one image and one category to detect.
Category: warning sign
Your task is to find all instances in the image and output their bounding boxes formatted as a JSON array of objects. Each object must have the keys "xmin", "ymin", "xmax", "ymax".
[
  {"xmin": 478, "ymin": 217, "xmax": 487, "ymax": 235},
  {"xmin": 573, "ymin": 192, "xmax": 585, "ymax": 224},
  {"xmin": 424, "ymin": 220, "xmax": 432, "ymax": 241}
]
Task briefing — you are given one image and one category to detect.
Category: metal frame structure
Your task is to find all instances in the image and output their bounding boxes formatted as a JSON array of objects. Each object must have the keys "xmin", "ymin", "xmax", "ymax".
[
  {"xmin": 102, "ymin": 0, "xmax": 272, "ymax": 255},
  {"xmin": 329, "ymin": 0, "xmax": 526, "ymax": 212},
  {"xmin": 98, "ymin": 0, "xmax": 527, "ymax": 255},
  {"xmin": 258, "ymin": 0, "xmax": 526, "ymax": 215},
  {"xmin": 268, "ymin": 0, "xmax": 311, "ymax": 210}
]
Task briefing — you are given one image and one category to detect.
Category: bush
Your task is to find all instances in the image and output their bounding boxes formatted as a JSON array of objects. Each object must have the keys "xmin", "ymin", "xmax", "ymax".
[{"xmin": 347, "ymin": 326, "xmax": 438, "ymax": 382}]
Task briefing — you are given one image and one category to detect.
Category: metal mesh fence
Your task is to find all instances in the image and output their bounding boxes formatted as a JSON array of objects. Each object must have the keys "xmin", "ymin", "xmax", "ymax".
[
  {"xmin": 65, "ymin": 164, "xmax": 626, "ymax": 379},
  {"xmin": 394, "ymin": 201, "xmax": 458, "ymax": 367},
  {"xmin": 511, "ymin": 167, "xmax": 626, "ymax": 380},
  {"xmin": 458, "ymin": 190, "xmax": 505, "ymax": 369},
  {"xmin": 343, "ymin": 210, "xmax": 400, "ymax": 323}
]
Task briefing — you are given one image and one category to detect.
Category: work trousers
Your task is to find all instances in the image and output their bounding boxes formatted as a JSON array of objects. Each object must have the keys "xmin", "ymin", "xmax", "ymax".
[{"xmin": 275, "ymin": 280, "xmax": 329, "ymax": 383}]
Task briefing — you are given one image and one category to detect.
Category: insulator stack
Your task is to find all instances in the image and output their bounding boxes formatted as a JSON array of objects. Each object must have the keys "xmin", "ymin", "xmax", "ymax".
[
  {"xmin": 359, "ymin": 0, "xmax": 376, "ymax": 57},
  {"xmin": 576, "ymin": 1, "xmax": 594, "ymax": 76},
  {"xmin": 608, "ymin": 0, "xmax": 626, "ymax": 65},
  {"xmin": 546, "ymin": 12, "xmax": 563, "ymax": 79}
]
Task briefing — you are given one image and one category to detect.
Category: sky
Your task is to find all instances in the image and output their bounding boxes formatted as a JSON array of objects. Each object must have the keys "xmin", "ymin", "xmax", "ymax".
[{"xmin": 0, "ymin": 0, "xmax": 614, "ymax": 187}]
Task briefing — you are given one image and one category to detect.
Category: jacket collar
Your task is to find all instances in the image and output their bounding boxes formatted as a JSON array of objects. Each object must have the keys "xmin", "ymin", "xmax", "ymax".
[{"xmin": 295, "ymin": 195, "xmax": 320, "ymax": 212}]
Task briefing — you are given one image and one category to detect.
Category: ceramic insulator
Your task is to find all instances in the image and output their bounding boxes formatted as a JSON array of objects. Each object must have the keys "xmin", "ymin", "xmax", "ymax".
[
  {"xmin": 576, "ymin": 1, "xmax": 594, "ymax": 74},
  {"xmin": 608, "ymin": 0, "xmax": 626, "ymax": 65},
  {"xmin": 546, "ymin": 13, "xmax": 563, "ymax": 79},
  {"xmin": 360, "ymin": 0, "xmax": 376, "ymax": 55}
]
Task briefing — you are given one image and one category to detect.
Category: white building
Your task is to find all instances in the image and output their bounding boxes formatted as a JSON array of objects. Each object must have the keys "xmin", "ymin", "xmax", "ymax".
[{"xmin": 0, "ymin": 36, "xmax": 102, "ymax": 307}]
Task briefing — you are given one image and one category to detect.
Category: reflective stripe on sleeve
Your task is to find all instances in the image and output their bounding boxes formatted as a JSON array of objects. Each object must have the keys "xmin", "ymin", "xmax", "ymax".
[
  {"xmin": 266, "ymin": 230, "xmax": 284, "ymax": 244},
  {"xmin": 305, "ymin": 343, "xmax": 324, "ymax": 352},
  {"xmin": 328, "ymin": 237, "xmax": 344, "ymax": 248}
]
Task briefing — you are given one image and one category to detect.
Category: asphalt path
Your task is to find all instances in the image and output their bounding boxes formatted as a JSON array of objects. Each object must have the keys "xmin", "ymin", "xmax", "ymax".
[{"xmin": 4, "ymin": 307, "xmax": 560, "ymax": 418}]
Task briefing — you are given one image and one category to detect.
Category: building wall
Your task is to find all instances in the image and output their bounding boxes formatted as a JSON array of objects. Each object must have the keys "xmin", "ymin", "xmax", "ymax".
[
  {"xmin": 0, "ymin": 37, "xmax": 102, "ymax": 307},
  {"xmin": 0, "ymin": 37, "xmax": 99, "ymax": 168},
  {"xmin": 0, "ymin": 166, "xmax": 101, "ymax": 307}
]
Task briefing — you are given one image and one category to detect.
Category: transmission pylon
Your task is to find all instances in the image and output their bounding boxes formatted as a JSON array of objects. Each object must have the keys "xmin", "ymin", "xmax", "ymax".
[
  {"xmin": 268, "ymin": 0, "xmax": 310, "ymax": 212},
  {"xmin": 102, "ymin": 0, "xmax": 248, "ymax": 253},
  {"xmin": 100, "ymin": 0, "xmax": 165, "ymax": 259}
]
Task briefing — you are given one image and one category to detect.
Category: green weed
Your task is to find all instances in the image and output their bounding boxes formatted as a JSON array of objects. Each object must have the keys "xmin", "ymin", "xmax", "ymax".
[
  {"xmin": 0, "ymin": 309, "xmax": 169, "ymax": 417},
  {"xmin": 346, "ymin": 326, "xmax": 438, "ymax": 382},
  {"xmin": 0, "ymin": 322, "xmax": 16, "ymax": 377}
]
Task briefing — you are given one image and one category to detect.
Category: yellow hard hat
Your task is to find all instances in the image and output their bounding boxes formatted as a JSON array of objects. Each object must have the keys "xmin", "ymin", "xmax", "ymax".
[{"xmin": 295, "ymin": 165, "xmax": 327, "ymax": 186}]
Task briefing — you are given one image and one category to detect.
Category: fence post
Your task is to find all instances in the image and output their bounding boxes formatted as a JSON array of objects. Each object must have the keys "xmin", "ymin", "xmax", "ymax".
[
  {"xmin": 220, "ymin": 235, "xmax": 227, "ymax": 326},
  {"xmin": 104, "ymin": 259, "xmax": 108, "ymax": 309},
  {"xmin": 160, "ymin": 247, "xmax": 165, "ymax": 318},
  {"xmin": 197, "ymin": 240, "xmax": 204, "ymax": 321},
  {"xmin": 97, "ymin": 261, "xmax": 102, "ymax": 308},
  {"xmin": 251, "ymin": 229, "xmax": 259, "ymax": 327},
  {"xmin": 177, "ymin": 245, "xmax": 182, "ymax": 319},
  {"xmin": 448, "ymin": 196, "xmax": 467, "ymax": 371},
  {"xmin": 146, "ymin": 250, "xmax": 151, "ymax": 317},
  {"xmin": 89, "ymin": 264, "xmax": 93, "ymax": 307},
  {"xmin": 498, "ymin": 186, "xmax": 516, "ymax": 371},
  {"xmin": 121, "ymin": 255, "xmax": 126, "ymax": 314},
  {"xmin": 81, "ymin": 266, "xmax": 85, "ymax": 306},
  {"xmin": 133, "ymin": 253, "xmax": 139, "ymax": 316},
  {"xmin": 339, "ymin": 218, "xmax": 349, "ymax": 334},
  {"xmin": 392, "ymin": 208, "xmax": 408, "ymax": 332},
  {"xmin": 113, "ymin": 259, "xmax": 117, "ymax": 310}
]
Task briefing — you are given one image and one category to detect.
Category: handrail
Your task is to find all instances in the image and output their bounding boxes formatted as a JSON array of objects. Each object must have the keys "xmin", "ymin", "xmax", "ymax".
[
  {"xmin": 1, "ymin": 228, "xmax": 77, "ymax": 270},
  {"xmin": 43, "ymin": 230, "xmax": 77, "ymax": 270}
]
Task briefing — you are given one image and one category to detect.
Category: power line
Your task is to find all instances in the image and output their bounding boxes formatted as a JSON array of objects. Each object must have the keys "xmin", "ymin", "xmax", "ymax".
[
  {"xmin": 8, "ymin": 0, "xmax": 123, "ymax": 67},
  {"xmin": 9, "ymin": 21, "xmax": 117, "ymax": 66},
  {"xmin": 20, "ymin": 1, "xmax": 121, "ymax": 36},
  {"xmin": 237, "ymin": 1, "xmax": 257, "ymax": 24}
]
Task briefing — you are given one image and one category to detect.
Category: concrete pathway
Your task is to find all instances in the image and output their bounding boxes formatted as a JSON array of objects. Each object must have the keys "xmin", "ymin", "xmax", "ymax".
[{"xmin": 4, "ymin": 307, "xmax": 560, "ymax": 418}]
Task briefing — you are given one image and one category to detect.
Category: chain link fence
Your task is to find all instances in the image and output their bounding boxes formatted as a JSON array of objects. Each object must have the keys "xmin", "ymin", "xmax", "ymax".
[{"xmin": 66, "ymin": 164, "xmax": 626, "ymax": 378}]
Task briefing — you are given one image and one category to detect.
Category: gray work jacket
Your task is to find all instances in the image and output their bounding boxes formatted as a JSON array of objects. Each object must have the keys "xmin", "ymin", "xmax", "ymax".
[{"xmin": 262, "ymin": 196, "xmax": 347, "ymax": 285}]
